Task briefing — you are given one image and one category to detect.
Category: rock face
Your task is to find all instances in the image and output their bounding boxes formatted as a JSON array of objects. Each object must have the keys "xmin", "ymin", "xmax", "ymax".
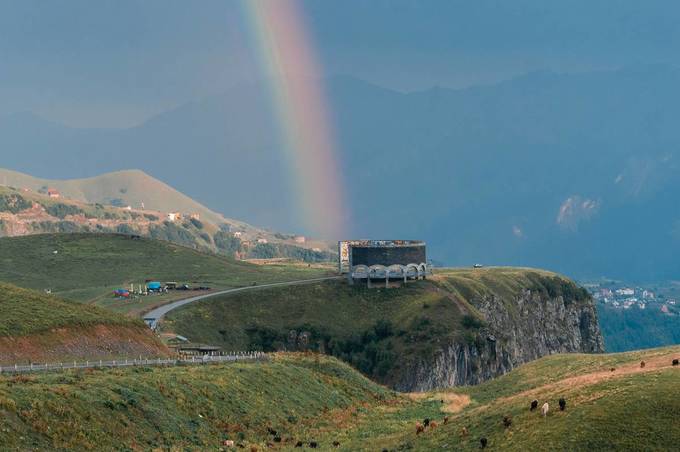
[{"xmin": 395, "ymin": 285, "xmax": 604, "ymax": 392}]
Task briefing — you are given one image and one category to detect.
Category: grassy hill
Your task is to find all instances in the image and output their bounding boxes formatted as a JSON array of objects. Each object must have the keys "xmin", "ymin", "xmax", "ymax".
[
  {"xmin": 328, "ymin": 345, "xmax": 680, "ymax": 451},
  {"xmin": 1, "ymin": 348, "xmax": 678, "ymax": 450},
  {"xmin": 0, "ymin": 354, "xmax": 393, "ymax": 450},
  {"xmin": 0, "ymin": 167, "xmax": 232, "ymax": 225},
  {"xmin": 0, "ymin": 233, "xmax": 332, "ymax": 313},
  {"xmin": 0, "ymin": 282, "xmax": 168, "ymax": 363},
  {"xmin": 0, "ymin": 181, "xmax": 335, "ymax": 261},
  {"xmin": 162, "ymin": 268, "xmax": 600, "ymax": 388}
]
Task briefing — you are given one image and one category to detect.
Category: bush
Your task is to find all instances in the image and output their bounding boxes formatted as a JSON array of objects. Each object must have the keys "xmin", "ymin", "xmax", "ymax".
[
  {"xmin": 0, "ymin": 194, "xmax": 32, "ymax": 213},
  {"xmin": 44, "ymin": 203, "xmax": 84, "ymax": 219},
  {"xmin": 214, "ymin": 231, "xmax": 241, "ymax": 255},
  {"xmin": 462, "ymin": 314, "xmax": 484, "ymax": 329}
]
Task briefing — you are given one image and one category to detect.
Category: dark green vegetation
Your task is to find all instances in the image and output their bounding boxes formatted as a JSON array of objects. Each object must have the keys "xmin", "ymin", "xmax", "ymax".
[
  {"xmin": 164, "ymin": 268, "xmax": 591, "ymax": 386},
  {"xmin": 0, "ymin": 354, "xmax": 393, "ymax": 450},
  {"xmin": 0, "ymin": 193, "xmax": 32, "ymax": 213},
  {"xmin": 597, "ymin": 303, "xmax": 680, "ymax": 352},
  {"xmin": 0, "ymin": 282, "xmax": 135, "ymax": 337},
  {"xmin": 164, "ymin": 279, "xmax": 465, "ymax": 385},
  {"xmin": 0, "ymin": 234, "xmax": 331, "ymax": 308}
]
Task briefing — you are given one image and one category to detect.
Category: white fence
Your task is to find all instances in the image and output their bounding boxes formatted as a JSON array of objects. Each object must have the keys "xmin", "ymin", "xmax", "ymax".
[{"xmin": 0, "ymin": 352, "xmax": 268, "ymax": 374}]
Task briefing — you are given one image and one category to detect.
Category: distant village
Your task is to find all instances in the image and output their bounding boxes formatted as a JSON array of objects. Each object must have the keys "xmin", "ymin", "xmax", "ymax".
[{"xmin": 583, "ymin": 282, "xmax": 678, "ymax": 314}]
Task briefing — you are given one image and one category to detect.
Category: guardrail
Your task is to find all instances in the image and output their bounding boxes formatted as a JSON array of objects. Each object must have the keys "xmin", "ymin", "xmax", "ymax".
[{"xmin": 0, "ymin": 352, "xmax": 268, "ymax": 374}]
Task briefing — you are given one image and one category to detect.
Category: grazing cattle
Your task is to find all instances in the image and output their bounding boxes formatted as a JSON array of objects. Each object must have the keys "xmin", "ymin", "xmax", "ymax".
[
  {"xmin": 610, "ymin": 367, "xmax": 616, "ymax": 372},
  {"xmin": 267, "ymin": 428, "xmax": 277, "ymax": 436},
  {"xmin": 559, "ymin": 398, "xmax": 566, "ymax": 411},
  {"xmin": 673, "ymin": 359, "xmax": 679, "ymax": 366},
  {"xmin": 461, "ymin": 426, "xmax": 469, "ymax": 437},
  {"xmin": 223, "ymin": 440, "xmax": 235, "ymax": 447},
  {"xmin": 332, "ymin": 441, "xmax": 340, "ymax": 447},
  {"xmin": 443, "ymin": 416, "xmax": 449, "ymax": 425},
  {"xmin": 542, "ymin": 402, "xmax": 549, "ymax": 417},
  {"xmin": 640, "ymin": 361, "xmax": 646, "ymax": 368},
  {"xmin": 503, "ymin": 415, "xmax": 512, "ymax": 428},
  {"xmin": 423, "ymin": 418, "xmax": 430, "ymax": 427},
  {"xmin": 294, "ymin": 441, "xmax": 303, "ymax": 448},
  {"xmin": 309, "ymin": 441, "xmax": 318, "ymax": 448},
  {"xmin": 530, "ymin": 399, "xmax": 539, "ymax": 411},
  {"xmin": 480, "ymin": 437, "xmax": 488, "ymax": 449},
  {"xmin": 430, "ymin": 420, "xmax": 438, "ymax": 429},
  {"xmin": 416, "ymin": 422, "xmax": 425, "ymax": 435}
]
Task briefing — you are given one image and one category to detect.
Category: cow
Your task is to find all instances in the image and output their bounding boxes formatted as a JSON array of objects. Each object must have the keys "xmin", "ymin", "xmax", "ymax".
[
  {"xmin": 542, "ymin": 402, "xmax": 549, "ymax": 417},
  {"xmin": 443, "ymin": 416, "xmax": 449, "ymax": 425},
  {"xmin": 416, "ymin": 422, "xmax": 425, "ymax": 435},
  {"xmin": 503, "ymin": 415, "xmax": 512, "ymax": 428},
  {"xmin": 559, "ymin": 398, "xmax": 566, "ymax": 411},
  {"xmin": 673, "ymin": 359, "xmax": 679, "ymax": 366},
  {"xmin": 530, "ymin": 399, "xmax": 539, "ymax": 411},
  {"xmin": 480, "ymin": 437, "xmax": 488, "ymax": 449},
  {"xmin": 640, "ymin": 361, "xmax": 646, "ymax": 368}
]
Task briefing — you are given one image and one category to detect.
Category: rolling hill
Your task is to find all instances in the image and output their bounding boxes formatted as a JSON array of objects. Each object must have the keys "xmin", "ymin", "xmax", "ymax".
[
  {"xmin": 0, "ymin": 167, "xmax": 230, "ymax": 225},
  {"xmin": 0, "ymin": 233, "xmax": 332, "ymax": 313},
  {"xmin": 1, "ymin": 347, "xmax": 677, "ymax": 450},
  {"xmin": 0, "ymin": 282, "xmax": 168, "ymax": 364},
  {"xmin": 162, "ymin": 268, "xmax": 604, "ymax": 391},
  {"xmin": 0, "ymin": 169, "xmax": 336, "ymax": 260}
]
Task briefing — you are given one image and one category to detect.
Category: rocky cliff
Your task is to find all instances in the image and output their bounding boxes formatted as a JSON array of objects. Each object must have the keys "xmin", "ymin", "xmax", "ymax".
[{"xmin": 394, "ymin": 270, "xmax": 604, "ymax": 391}]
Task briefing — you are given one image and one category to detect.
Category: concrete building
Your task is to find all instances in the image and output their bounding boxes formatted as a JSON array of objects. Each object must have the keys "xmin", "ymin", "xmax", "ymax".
[{"xmin": 338, "ymin": 240, "xmax": 430, "ymax": 287}]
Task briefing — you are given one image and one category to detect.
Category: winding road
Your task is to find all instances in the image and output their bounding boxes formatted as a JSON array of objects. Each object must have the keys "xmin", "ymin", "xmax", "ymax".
[{"xmin": 143, "ymin": 276, "xmax": 341, "ymax": 329}]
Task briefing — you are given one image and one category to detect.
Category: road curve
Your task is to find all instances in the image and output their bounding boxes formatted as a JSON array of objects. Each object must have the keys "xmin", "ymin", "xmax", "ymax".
[{"xmin": 143, "ymin": 276, "xmax": 341, "ymax": 329}]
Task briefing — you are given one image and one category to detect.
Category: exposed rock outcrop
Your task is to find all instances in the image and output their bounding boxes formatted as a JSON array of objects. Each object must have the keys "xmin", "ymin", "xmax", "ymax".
[{"xmin": 395, "ymin": 279, "xmax": 604, "ymax": 391}]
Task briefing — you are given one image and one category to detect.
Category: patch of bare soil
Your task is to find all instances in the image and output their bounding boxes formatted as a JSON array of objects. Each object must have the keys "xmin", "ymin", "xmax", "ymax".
[{"xmin": 407, "ymin": 392, "xmax": 472, "ymax": 413}]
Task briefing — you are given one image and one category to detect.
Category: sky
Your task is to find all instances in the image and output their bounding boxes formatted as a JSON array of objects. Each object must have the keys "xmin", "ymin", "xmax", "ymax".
[{"xmin": 2, "ymin": 0, "xmax": 680, "ymax": 127}]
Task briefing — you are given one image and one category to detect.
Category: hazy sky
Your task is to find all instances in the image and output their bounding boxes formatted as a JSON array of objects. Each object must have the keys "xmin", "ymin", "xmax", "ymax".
[{"xmin": 2, "ymin": 0, "xmax": 680, "ymax": 127}]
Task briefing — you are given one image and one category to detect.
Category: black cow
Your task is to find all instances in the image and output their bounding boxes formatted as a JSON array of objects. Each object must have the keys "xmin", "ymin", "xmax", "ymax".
[
  {"xmin": 559, "ymin": 398, "xmax": 567, "ymax": 411},
  {"xmin": 530, "ymin": 399, "xmax": 539, "ymax": 411}
]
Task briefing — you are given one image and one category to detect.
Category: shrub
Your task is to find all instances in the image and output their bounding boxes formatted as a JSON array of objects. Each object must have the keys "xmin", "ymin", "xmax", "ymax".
[
  {"xmin": 0, "ymin": 194, "xmax": 32, "ymax": 213},
  {"xmin": 44, "ymin": 203, "xmax": 84, "ymax": 219}
]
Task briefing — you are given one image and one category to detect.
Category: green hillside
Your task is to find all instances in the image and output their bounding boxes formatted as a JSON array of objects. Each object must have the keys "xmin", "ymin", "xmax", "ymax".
[
  {"xmin": 0, "ymin": 183, "xmax": 335, "ymax": 262},
  {"xmin": 0, "ymin": 282, "xmax": 135, "ymax": 337},
  {"xmin": 326, "ymin": 346, "xmax": 680, "ymax": 451},
  {"xmin": 0, "ymin": 233, "xmax": 331, "ymax": 312},
  {"xmin": 163, "ymin": 268, "xmax": 595, "ymax": 387},
  {"xmin": 0, "ymin": 282, "xmax": 168, "ymax": 363},
  {"xmin": 0, "ymin": 354, "xmax": 392, "ymax": 450},
  {"xmin": 1, "ymin": 348, "xmax": 678, "ymax": 450}
]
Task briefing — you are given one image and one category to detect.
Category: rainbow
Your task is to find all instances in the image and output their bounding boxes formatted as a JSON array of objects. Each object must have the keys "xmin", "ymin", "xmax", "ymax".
[{"xmin": 242, "ymin": 0, "xmax": 348, "ymax": 239}]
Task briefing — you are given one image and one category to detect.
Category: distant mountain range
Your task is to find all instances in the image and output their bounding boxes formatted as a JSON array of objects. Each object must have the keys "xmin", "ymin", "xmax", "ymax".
[{"xmin": 4, "ymin": 64, "xmax": 680, "ymax": 280}]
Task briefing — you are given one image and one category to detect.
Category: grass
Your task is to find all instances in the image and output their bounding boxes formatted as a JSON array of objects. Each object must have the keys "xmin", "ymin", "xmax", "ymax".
[
  {"xmin": 0, "ymin": 282, "xmax": 137, "ymax": 337},
  {"xmin": 163, "ymin": 267, "xmax": 593, "ymax": 387},
  {"xmin": 0, "ymin": 353, "xmax": 392, "ymax": 450},
  {"xmin": 1, "ymin": 348, "xmax": 678, "ymax": 450},
  {"xmin": 0, "ymin": 233, "xmax": 332, "ymax": 311}
]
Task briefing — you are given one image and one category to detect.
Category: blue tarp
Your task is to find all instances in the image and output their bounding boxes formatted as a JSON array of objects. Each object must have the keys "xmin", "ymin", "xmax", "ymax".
[{"xmin": 147, "ymin": 282, "xmax": 162, "ymax": 290}]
